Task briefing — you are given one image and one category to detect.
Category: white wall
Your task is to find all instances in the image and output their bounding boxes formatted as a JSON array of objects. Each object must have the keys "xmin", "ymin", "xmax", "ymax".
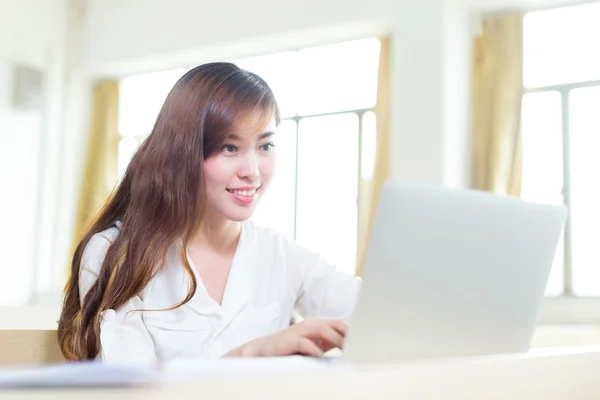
[
  {"xmin": 443, "ymin": 1, "xmax": 475, "ymax": 188},
  {"xmin": 388, "ymin": 0, "xmax": 473, "ymax": 186},
  {"xmin": 82, "ymin": 0, "xmax": 582, "ymax": 73},
  {"xmin": 82, "ymin": 0, "xmax": 392, "ymax": 75},
  {"xmin": 0, "ymin": 0, "xmax": 61, "ymax": 67},
  {"xmin": 0, "ymin": 61, "xmax": 41, "ymax": 305},
  {"xmin": 0, "ymin": 0, "xmax": 68, "ymax": 305}
]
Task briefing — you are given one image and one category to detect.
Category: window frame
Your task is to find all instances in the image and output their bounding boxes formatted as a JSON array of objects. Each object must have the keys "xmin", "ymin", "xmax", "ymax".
[{"xmin": 525, "ymin": 78, "xmax": 600, "ymax": 324}]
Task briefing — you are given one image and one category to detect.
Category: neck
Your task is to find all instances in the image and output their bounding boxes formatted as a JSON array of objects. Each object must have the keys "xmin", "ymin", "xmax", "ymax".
[{"xmin": 190, "ymin": 213, "xmax": 241, "ymax": 253}]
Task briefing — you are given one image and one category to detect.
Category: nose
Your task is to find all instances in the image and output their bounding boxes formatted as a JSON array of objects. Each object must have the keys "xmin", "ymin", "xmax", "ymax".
[{"xmin": 239, "ymin": 151, "xmax": 259, "ymax": 181}]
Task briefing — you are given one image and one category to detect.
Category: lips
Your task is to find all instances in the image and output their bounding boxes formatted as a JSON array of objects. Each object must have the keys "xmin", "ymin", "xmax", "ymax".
[
  {"xmin": 226, "ymin": 186, "xmax": 261, "ymax": 206},
  {"xmin": 226, "ymin": 187, "xmax": 258, "ymax": 197}
]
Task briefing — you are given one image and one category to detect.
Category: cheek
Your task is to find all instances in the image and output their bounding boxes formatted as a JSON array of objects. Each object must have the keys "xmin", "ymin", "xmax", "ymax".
[
  {"xmin": 260, "ymin": 156, "xmax": 276, "ymax": 183},
  {"xmin": 204, "ymin": 158, "xmax": 233, "ymax": 189}
]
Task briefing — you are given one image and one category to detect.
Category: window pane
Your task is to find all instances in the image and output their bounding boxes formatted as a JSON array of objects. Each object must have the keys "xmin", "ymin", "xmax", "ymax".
[
  {"xmin": 296, "ymin": 38, "xmax": 380, "ymax": 115},
  {"xmin": 119, "ymin": 68, "xmax": 186, "ymax": 137},
  {"xmin": 233, "ymin": 52, "xmax": 298, "ymax": 119},
  {"xmin": 524, "ymin": 3, "xmax": 600, "ymax": 88},
  {"xmin": 296, "ymin": 113, "xmax": 359, "ymax": 274},
  {"xmin": 118, "ymin": 137, "xmax": 140, "ymax": 179},
  {"xmin": 521, "ymin": 91, "xmax": 564, "ymax": 295},
  {"xmin": 569, "ymin": 86, "xmax": 600, "ymax": 296},
  {"xmin": 548, "ymin": 232, "xmax": 565, "ymax": 297},
  {"xmin": 251, "ymin": 119, "xmax": 297, "ymax": 239}
]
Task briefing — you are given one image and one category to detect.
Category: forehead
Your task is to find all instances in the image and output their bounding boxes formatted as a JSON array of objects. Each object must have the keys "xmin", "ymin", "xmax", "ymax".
[{"xmin": 227, "ymin": 110, "xmax": 277, "ymax": 140}]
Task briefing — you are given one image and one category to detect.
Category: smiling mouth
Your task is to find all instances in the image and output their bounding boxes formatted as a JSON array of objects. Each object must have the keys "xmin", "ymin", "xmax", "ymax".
[{"xmin": 226, "ymin": 186, "xmax": 261, "ymax": 197}]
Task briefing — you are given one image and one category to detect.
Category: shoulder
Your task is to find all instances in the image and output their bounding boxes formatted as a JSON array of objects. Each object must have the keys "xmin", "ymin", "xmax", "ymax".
[
  {"xmin": 81, "ymin": 223, "xmax": 121, "ymax": 274},
  {"xmin": 78, "ymin": 223, "xmax": 121, "ymax": 301}
]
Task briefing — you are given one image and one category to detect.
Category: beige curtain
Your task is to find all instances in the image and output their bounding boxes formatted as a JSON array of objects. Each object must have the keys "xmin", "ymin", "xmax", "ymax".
[
  {"xmin": 472, "ymin": 13, "xmax": 524, "ymax": 196},
  {"xmin": 71, "ymin": 80, "xmax": 120, "ymax": 247},
  {"xmin": 356, "ymin": 36, "xmax": 391, "ymax": 276}
]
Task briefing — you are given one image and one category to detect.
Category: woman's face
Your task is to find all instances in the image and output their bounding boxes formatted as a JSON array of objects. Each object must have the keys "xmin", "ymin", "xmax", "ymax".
[{"xmin": 203, "ymin": 114, "xmax": 277, "ymax": 223}]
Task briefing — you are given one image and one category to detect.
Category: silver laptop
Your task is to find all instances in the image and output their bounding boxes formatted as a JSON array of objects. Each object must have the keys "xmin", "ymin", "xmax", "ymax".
[{"xmin": 343, "ymin": 180, "xmax": 567, "ymax": 364}]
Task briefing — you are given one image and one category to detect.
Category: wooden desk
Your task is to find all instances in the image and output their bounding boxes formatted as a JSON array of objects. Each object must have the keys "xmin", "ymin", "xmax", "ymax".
[{"xmin": 3, "ymin": 346, "xmax": 600, "ymax": 399}]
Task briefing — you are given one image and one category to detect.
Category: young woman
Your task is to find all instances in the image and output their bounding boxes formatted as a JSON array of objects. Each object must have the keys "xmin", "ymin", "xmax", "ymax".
[{"xmin": 58, "ymin": 62, "xmax": 361, "ymax": 363}]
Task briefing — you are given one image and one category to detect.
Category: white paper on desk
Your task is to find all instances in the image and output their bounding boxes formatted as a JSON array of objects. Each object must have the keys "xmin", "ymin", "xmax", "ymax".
[
  {"xmin": 162, "ymin": 355, "xmax": 349, "ymax": 384},
  {"xmin": 0, "ymin": 361, "xmax": 160, "ymax": 388},
  {"xmin": 0, "ymin": 356, "xmax": 347, "ymax": 388}
]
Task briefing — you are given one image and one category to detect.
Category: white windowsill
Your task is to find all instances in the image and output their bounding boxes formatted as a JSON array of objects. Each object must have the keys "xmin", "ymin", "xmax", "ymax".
[{"xmin": 539, "ymin": 296, "xmax": 600, "ymax": 325}]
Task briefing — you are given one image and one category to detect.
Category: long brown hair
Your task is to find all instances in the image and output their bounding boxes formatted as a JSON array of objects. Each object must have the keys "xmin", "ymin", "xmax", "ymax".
[{"xmin": 59, "ymin": 62, "xmax": 280, "ymax": 361}]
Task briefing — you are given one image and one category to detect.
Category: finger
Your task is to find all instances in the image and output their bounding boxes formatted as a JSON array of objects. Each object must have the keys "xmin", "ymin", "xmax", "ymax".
[
  {"xmin": 314, "ymin": 338, "xmax": 323, "ymax": 349},
  {"xmin": 318, "ymin": 326, "xmax": 345, "ymax": 351},
  {"xmin": 297, "ymin": 337, "xmax": 323, "ymax": 357},
  {"xmin": 330, "ymin": 319, "xmax": 350, "ymax": 337}
]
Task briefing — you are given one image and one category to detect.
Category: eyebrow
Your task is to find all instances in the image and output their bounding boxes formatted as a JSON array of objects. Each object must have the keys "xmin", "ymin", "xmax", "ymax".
[{"xmin": 226, "ymin": 131, "xmax": 276, "ymax": 141}]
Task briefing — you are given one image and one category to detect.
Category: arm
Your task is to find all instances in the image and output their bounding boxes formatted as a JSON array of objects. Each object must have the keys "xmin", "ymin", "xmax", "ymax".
[
  {"xmin": 287, "ymin": 239, "xmax": 362, "ymax": 320},
  {"xmin": 224, "ymin": 318, "xmax": 349, "ymax": 357},
  {"xmin": 223, "ymin": 231, "xmax": 359, "ymax": 358},
  {"xmin": 79, "ymin": 233, "xmax": 157, "ymax": 364}
]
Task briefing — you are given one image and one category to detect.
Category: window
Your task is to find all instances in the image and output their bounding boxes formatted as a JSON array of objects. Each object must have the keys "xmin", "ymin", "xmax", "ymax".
[
  {"xmin": 118, "ymin": 68, "xmax": 187, "ymax": 176},
  {"xmin": 522, "ymin": 3, "xmax": 600, "ymax": 297},
  {"xmin": 118, "ymin": 38, "xmax": 381, "ymax": 275}
]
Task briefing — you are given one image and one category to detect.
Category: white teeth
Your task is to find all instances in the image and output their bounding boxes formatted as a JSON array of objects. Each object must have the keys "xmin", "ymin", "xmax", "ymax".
[{"xmin": 230, "ymin": 189, "xmax": 256, "ymax": 197}]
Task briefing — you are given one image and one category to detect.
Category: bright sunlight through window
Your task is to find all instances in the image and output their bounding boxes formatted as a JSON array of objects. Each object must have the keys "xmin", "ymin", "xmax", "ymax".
[{"xmin": 522, "ymin": 3, "xmax": 600, "ymax": 296}]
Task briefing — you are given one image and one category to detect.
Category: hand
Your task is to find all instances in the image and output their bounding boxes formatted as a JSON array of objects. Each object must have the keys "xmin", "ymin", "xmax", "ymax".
[{"xmin": 226, "ymin": 318, "xmax": 349, "ymax": 357}]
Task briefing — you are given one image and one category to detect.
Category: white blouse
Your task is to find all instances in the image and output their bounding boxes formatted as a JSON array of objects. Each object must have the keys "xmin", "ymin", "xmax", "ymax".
[{"xmin": 79, "ymin": 220, "xmax": 361, "ymax": 364}]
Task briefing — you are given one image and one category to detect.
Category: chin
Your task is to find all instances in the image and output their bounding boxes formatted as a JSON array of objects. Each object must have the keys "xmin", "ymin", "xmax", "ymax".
[
  {"xmin": 226, "ymin": 214, "xmax": 253, "ymax": 222},
  {"xmin": 223, "ymin": 207, "xmax": 257, "ymax": 222}
]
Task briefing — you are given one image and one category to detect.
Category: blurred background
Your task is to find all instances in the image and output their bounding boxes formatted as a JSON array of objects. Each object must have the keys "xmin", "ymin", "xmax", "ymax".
[{"xmin": 1, "ymin": 0, "xmax": 600, "ymax": 349}]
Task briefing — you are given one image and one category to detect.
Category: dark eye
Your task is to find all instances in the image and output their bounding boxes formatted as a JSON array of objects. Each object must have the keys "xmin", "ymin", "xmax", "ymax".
[
  {"xmin": 222, "ymin": 144, "xmax": 237, "ymax": 153},
  {"xmin": 260, "ymin": 142, "xmax": 275, "ymax": 151}
]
